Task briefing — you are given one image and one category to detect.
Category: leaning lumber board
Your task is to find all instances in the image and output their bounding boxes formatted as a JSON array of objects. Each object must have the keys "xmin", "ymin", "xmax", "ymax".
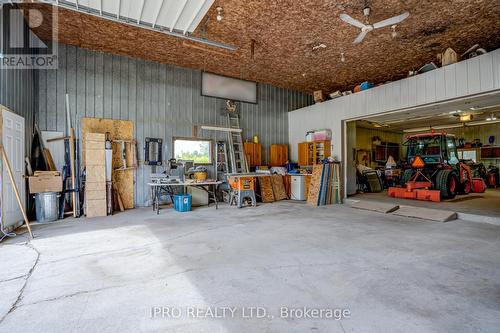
[
  {"xmin": 307, "ymin": 164, "xmax": 323, "ymax": 205},
  {"xmin": 271, "ymin": 174, "xmax": 287, "ymax": 201},
  {"xmin": 258, "ymin": 176, "xmax": 275, "ymax": 203}
]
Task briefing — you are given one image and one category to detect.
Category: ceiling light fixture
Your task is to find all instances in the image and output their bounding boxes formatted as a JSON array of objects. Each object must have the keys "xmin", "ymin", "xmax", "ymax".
[
  {"xmin": 391, "ymin": 25, "xmax": 398, "ymax": 38},
  {"xmin": 459, "ymin": 114, "xmax": 472, "ymax": 122},
  {"xmin": 216, "ymin": 7, "xmax": 223, "ymax": 22},
  {"xmin": 403, "ymin": 119, "xmax": 500, "ymax": 133},
  {"xmin": 486, "ymin": 113, "xmax": 497, "ymax": 121},
  {"xmin": 340, "ymin": 52, "xmax": 345, "ymax": 62},
  {"xmin": 403, "ymin": 124, "xmax": 464, "ymax": 133}
]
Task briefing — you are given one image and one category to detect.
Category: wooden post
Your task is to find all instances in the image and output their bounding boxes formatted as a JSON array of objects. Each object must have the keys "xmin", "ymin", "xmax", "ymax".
[
  {"xmin": 69, "ymin": 128, "xmax": 77, "ymax": 217},
  {"xmin": 0, "ymin": 145, "xmax": 33, "ymax": 239},
  {"xmin": 66, "ymin": 94, "xmax": 78, "ymax": 218}
]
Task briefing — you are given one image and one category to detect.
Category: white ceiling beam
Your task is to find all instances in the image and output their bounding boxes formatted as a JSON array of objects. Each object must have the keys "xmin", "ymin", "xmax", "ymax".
[
  {"xmin": 152, "ymin": 0, "xmax": 165, "ymax": 28},
  {"xmin": 49, "ymin": 0, "xmax": 238, "ymax": 51},
  {"xmin": 137, "ymin": 0, "xmax": 145, "ymax": 24},
  {"xmin": 170, "ymin": 0, "xmax": 188, "ymax": 32},
  {"xmin": 183, "ymin": 0, "xmax": 206, "ymax": 35}
]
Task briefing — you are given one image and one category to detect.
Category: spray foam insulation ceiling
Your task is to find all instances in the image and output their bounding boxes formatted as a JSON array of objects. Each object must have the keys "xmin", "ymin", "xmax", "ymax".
[{"xmin": 23, "ymin": 0, "xmax": 500, "ymax": 93}]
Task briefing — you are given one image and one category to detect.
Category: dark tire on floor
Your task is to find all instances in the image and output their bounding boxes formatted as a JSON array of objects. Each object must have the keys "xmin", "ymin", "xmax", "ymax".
[
  {"xmin": 435, "ymin": 170, "xmax": 458, "ymax": 199},
  {"xmin": 401, "ymin": 169, "xmax": 414, "ymax": 186},
  {"xmin": 458, "ymin": 180, "xmax": 471, "ymax": 195}
]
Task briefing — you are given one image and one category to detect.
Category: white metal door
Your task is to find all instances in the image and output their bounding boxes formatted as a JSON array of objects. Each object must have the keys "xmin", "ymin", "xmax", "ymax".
[{"xmin": 2, "ymin": 107, "xmax": 25, "ymax": 228}]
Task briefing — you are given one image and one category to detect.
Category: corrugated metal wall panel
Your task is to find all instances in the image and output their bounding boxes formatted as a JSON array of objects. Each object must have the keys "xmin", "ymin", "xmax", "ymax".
[
  {"xmin": 0, "ymin": 22, "xmax": 37, "ymax": 158},
  {"xmin": 37, "ymin": 43, "xmax": 312, "ymax": 206}
]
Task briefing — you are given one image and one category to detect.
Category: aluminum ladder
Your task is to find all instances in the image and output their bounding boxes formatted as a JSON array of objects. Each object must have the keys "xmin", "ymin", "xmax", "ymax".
[{"xmin": 227, "ymin": 113, "xmax": 248, "ymax": 173}]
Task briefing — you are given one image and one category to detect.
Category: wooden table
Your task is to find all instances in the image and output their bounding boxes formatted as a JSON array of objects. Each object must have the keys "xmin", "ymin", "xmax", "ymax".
[{"xmin": 148, "ymin": 180, "xmax": 222, "ymax": 214}]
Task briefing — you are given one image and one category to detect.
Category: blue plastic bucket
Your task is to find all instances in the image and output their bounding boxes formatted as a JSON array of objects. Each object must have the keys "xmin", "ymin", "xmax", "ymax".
[{"xmin": 173, "ymin": 194, "xmax": 192, "ymax": 212}]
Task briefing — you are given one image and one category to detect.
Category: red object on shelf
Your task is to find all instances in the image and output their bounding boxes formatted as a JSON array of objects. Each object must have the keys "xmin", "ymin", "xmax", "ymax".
[{"xmin": 472, "ymin": 178, "xmax": 487, "ymax": 193}]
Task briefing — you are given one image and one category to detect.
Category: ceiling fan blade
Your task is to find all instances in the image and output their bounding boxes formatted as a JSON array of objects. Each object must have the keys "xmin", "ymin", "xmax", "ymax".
[
  {"xmin": 340, "ymin": 14, "xmax": 366, "ymax": 29},
  {"xmin": 373, "ymin": 11, "xmax": 410, "ymax": 29},
  {"xmin": 353, "ymin": 30, "xmax": 369, "ymax": 44}
]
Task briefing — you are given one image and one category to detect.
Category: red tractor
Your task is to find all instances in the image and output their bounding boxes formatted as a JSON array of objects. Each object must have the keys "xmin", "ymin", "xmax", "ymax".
[{"xmin": 397, "ymin": 131, "xmax": 472, "ymax": 200}]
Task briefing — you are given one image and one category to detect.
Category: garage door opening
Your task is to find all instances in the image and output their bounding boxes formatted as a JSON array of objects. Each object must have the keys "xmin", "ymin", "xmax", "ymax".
[{"xmin": 349, "ymin": 94, "xmax": 500, "ymax": 218}]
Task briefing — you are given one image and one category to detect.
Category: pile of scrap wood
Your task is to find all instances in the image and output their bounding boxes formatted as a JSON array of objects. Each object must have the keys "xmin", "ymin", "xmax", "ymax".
[
  {"xmin": 257, "ymin": 174, "xmax": 288, "ymax": 202},
  {"xmin": 307, "ymin": 162, "xmax": 342, "ymax": 206}
]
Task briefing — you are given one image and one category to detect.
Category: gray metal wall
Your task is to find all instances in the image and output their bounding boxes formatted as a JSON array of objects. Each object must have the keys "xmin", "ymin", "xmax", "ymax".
[
  {"xmin": 0, "ymin": 7, "xmax": 37, "ymax": 155},
  {"xmin": 37, "ymin": 43, "xmax": 313, "ymax": 206}
]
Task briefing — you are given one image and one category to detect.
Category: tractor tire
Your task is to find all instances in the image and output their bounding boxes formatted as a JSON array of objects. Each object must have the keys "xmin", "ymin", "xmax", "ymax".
[
  {"xmin": 401, "ymin": 169, "xmax": 414, "ymax": 186},
  {"xmin": 435, "ymin": 170, "xmax": 458, "ymax": 200},
  {"xmin": 458, "ymin": 180, "xmax": 471, "ymax": 195}
]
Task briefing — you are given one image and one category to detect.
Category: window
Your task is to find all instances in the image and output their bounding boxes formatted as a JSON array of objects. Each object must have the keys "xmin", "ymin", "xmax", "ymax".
[{"xmin": 173, "ymin": 138, "xmax": 212, "ymax": 164}]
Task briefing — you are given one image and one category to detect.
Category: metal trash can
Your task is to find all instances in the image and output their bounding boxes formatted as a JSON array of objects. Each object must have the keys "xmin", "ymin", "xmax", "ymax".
[{"xmin": 34, "ymin": 192, "xmax": 60, "ymax": 223}]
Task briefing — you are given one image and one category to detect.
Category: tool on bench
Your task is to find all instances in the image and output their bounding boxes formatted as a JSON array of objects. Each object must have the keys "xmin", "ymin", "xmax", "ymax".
[{"xmin": 228, "ymin": 176, "xmax": 256, "ymax": 208}]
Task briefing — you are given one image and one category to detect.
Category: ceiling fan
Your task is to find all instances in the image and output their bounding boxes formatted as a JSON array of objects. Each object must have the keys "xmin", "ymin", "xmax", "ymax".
[{"xmin": 340, "ymin": 7, "xmax": 410, "ymax": 44}]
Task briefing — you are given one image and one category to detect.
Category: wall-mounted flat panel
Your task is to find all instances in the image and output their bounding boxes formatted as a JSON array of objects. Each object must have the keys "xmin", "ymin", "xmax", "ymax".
[
  {"xmin": 467, "ymin": 56, "xmax": 481, "ymax": 94},
  {"xmin": 444, "ymin": 64, "xmax": 457, "ymax": 99},
  {"xmin": 202, "ymin": 72, "xmax": 258, "ymax": 104},
  {"xmin": 455, "ymin": 60, "xmax": 468, "ymax": 96},
  {"xmin": 479, "ymin": 54, "xmax": 494, "ymax": 92}
]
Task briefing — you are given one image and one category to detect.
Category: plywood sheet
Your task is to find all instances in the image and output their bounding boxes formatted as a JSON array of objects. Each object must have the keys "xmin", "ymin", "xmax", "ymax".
[
  {"xmin": 307, "ymin": 165, "xmax": 323, "ymax": 205},
  {"xmin": 82, "ymin": 118, "xmax": 134, "ymax": 209},
  {"xmin": 271, "ymin": 174, "xmax": 287, "ymax": 201},
  {"xmin": 258, "ymin": 176, "xmax": 275, "ymax": 203}
]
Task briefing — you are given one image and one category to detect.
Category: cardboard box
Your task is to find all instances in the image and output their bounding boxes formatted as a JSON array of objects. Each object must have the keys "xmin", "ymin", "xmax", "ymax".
[
  {"xmin": 313, "ymin": 90, "xmax": 325, "ymax": 103},
  {"xmin": 29, "ymin": 175, "xmax": 63, "ymax": 194}
]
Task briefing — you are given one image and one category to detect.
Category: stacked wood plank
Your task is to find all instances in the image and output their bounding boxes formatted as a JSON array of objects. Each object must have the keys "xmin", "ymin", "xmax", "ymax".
[
  {"xmin": 85, "ymin": 133, "xmax": 107, "ymax": 217},
  {"xmin": 307, "ymin": 162, "xmax": 342, "ymax": 206},
  {"xmin": 81, "ymin": 117, "xmax": 135, "ymax": 209}
]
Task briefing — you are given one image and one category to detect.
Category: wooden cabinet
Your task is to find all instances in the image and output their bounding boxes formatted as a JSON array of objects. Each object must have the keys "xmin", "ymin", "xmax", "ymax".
[
  {"xmin": 244, "ymin": 142, "xmax": 262, "ymax": 167},
  {"xmin": 298, "ymin": 141, "xmax": 331, "ymax": 165},
  {"xmin": 298, "ymin": 142, "xmax": 313, "ymax": 166},
  {"xmin": 270, "ymin": 144, "xmax": 289, "ymax": 166}
]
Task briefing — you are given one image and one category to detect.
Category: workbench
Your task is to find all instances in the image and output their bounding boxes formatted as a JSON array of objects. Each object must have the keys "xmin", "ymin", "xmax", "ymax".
[{"xmin": 148, "ymin": 180, "xmax": 222, "ymax": 214}]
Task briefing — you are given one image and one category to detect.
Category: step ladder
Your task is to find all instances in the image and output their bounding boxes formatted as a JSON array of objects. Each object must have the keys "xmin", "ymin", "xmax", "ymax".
[
  {"xmin": 215, "ymin": 141, "xmax": 229, "ymax": 181},
  {"xmin": 227, "ymin": 113, "xmax": 248, "ymax": 174}
]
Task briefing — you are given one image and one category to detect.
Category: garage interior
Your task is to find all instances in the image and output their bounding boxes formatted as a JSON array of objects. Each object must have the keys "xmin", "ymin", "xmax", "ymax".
[
  {"xmin": 1, "ymin": 1, "xmax": 500, "ymax": 332},
  {"xmin": 351, "ymin": 94, "xmax": 500, "ymax": 217}
]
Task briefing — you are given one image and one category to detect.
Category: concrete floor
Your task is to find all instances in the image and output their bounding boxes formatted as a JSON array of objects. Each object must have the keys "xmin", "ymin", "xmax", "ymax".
[
  {"xmin": 352, "ymin": 188, "xmax": 500, "ymax": 218},
  {"xmin": 1, "ymin": 201, "xmax": 499, "ymax": 333}
]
